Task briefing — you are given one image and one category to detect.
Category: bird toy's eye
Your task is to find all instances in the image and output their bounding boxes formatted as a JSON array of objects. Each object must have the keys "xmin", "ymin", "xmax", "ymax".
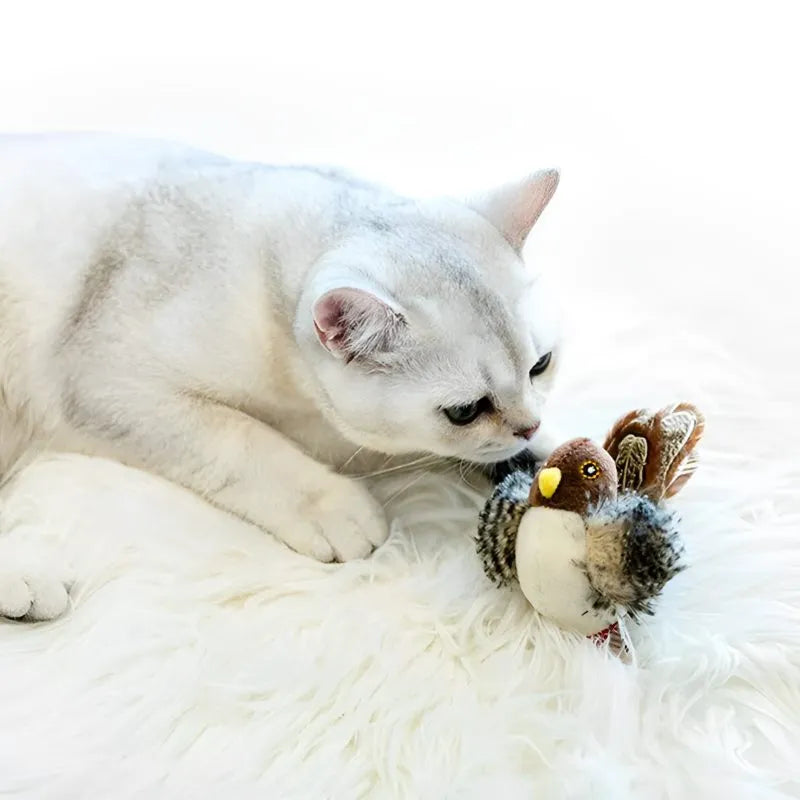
[{"xmin": 581, "ymin": 460, "xmax": 601, "ymax": 479}]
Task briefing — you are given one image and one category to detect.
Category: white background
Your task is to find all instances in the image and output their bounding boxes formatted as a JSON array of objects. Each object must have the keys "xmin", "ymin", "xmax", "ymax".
[
  {"xmin": 1, "ymin": 7, "xmax": 798, "ymax": 794},
  {"xmin": 2, "ymin": 0, "xmax": 798, "ymax": 405}
]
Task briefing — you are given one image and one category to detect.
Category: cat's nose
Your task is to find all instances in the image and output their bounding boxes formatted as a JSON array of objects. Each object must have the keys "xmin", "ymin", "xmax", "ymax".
[{"xmin": 514, "ymin": 423, "xmax": 540, "ymax": 440}]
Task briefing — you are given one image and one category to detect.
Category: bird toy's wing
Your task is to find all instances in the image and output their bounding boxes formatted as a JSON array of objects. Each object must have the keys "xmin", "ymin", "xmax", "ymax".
[
  {"xmin": 476, "ymin": 471, "xmax": 532, "ymax": 586},
  {"xmin": 603, "ymin": 403, "xmax": 705, "ymax": 501},
  {"xmin": 584, "ymin": 493, "xmax": 685, "ymax": 618}
]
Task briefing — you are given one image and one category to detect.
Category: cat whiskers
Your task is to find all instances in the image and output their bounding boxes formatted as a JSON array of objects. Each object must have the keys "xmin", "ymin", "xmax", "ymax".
[
  {"xmin": 378, "ymin": 456, "xmax": 486, "ymax": 509},
  {"xmin": 457, "ymin": 459, "xmax": 485, "ymax": 490},
  {"xmin": 338, "ymin": 446, "xmax": 365, "ymax": 472},
  {"xmin": 352, "ymin": 453, "xmax": 445, "ymax": 480},
  {"xmin": 380, "ymin": 471, "xmax": 431, "ymax": 509}
]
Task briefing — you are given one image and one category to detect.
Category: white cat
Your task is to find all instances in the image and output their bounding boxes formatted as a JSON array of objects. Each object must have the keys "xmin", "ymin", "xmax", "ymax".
[{"xmin": 0, "ymin": 133, "xmax": 561, "ymax": 619}]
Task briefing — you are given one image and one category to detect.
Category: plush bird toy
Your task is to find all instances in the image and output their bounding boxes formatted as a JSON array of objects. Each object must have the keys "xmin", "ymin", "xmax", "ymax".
[{"xmin": 476, "ymin": 403, "xmax": 704, "ymax": 638}]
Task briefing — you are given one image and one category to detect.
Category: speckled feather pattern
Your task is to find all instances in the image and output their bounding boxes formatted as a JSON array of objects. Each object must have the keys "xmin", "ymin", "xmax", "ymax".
[
  {"xmin": 475, "ymin": 471, "xmax": 533, "ymax": 585},
  {"xmin": 584, "ymin": 493, "xmax": 685, "ymax": 617}
]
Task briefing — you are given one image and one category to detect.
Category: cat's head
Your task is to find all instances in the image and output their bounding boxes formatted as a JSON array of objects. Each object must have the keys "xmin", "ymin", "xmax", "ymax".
[{"xmin": 296, "ymin": 170, "xmax": 562, "ymax": 465}]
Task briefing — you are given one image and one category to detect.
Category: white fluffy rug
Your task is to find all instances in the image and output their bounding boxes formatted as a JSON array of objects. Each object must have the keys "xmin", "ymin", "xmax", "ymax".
[{"xmin": 1, "ymin": 293, "xmax": 798, "ymax": 799}]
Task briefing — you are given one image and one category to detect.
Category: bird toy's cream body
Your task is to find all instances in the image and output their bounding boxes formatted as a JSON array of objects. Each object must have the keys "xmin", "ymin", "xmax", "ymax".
[
  {"xmin": 516, "ymin": 506, "xmax": 616, "ymax": 635},
  {"xmin": 476, "ymin": 403, "xmax": 705, "ymax": 638}
]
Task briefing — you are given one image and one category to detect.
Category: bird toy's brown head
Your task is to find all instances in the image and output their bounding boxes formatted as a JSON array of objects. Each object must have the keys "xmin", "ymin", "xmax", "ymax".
[{"xmin": 529, "ymin": 438, "xmax": 618, "ymax": 516}]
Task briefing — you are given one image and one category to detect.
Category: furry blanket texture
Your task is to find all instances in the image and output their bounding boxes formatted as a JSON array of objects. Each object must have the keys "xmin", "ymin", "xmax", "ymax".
[{"xmin": 0, "ymin": 283, "xmax": 797, "ymax": 800}]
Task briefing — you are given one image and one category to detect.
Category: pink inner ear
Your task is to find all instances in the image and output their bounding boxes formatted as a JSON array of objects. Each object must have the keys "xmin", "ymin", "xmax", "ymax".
[
  {"xmin": 313, "ymin": 292, "xmax": 349, "ymax": 352},
  {"xmin": 312, "ymin": 288, "xmax": 380, "ymax": 358},
  {"xmin": 312, "ymin": 287, "xmax": 404, "ymax": 361}
]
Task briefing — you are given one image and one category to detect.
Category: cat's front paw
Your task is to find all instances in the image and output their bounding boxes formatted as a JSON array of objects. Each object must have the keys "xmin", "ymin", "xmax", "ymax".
[
  {"xmin": 0, "ymin": 569, "xmax": 71, "ymax": 621},
  {"xmin": 275, "ymin": 476, "xmax": 389, "ymax": 563}
]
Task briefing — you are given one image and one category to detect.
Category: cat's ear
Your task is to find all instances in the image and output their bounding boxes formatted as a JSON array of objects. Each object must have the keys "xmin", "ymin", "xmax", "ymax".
[
  {"xmin": 468, "ymin": 169, "xmax": 559, "ymax": 251},
  {"xmin": 312, "ymin": 287, "xmax": 406, "ymax": 363}
]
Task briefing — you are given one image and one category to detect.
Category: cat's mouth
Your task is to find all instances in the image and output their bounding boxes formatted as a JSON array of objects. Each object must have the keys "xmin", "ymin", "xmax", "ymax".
[{"xmin": 468, "ymin": 441, "xmax": 532, "ymax": 465}]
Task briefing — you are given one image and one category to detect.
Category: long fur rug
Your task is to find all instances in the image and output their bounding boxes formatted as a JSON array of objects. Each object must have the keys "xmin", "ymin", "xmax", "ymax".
[{"xmin": 0, "ymin": 289, "xmax": 798, "ymax": 799}]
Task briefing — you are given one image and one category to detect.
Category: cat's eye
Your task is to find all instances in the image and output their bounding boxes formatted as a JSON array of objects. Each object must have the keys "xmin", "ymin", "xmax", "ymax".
[
  {"xmin": 529, "ymin": 352, "xmax": 552, "ymax": 378},
  {"xmin": 443, "ymin": 397, "xmax": 493, "ymax": 426}
]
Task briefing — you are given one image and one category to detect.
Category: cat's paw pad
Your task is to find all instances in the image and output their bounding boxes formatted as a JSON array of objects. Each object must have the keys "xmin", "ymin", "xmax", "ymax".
[{"xmin": 0, "ymin": 571, "xmax": 71, "ymax": 621}]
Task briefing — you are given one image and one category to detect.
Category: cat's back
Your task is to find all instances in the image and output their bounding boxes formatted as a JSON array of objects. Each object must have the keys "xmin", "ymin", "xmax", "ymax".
[
  {"xmin": 0, "ymin": 133, "xmax": 354, "ymax": 269},
  {"xmin": 0, "ymin": 133, "xmax": 227, "ymax": 235},
  {"xmin": 0, "ymin": 134, "xmax": 240, "ymax": 299},
  {"xmin": 0, "ymin": 135, "xmax": 241, "ymax": 377}
]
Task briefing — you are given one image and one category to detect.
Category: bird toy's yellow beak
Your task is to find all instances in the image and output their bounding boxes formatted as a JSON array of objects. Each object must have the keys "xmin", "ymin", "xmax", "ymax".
[{"xmin": 538, "ymin": 467, "xmax": 562, "ymax": 499}]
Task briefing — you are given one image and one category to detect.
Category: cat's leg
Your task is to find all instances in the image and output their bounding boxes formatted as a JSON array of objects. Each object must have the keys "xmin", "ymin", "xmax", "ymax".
[{"xmin": 66, "ymin": 392, "xmax": 389, "ymax": 562}]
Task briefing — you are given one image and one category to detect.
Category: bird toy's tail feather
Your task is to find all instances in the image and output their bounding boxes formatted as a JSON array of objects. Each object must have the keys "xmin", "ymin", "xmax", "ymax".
[
  {"xmin": 663, "ymin": 450, "xmax": 699, "ymax": 499},
  {"xmin": 603, "ymin": 402, "xmax": 705, "ymax": 501},
  {"xmin": 661, "ymin": 403, "xmax": 705, "ymax": 498}
]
